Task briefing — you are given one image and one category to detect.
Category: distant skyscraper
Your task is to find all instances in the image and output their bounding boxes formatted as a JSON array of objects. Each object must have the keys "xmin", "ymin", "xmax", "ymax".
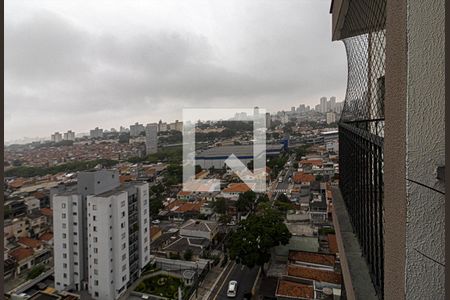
[
  {"xmin": 51, "ymin": 132, "xmax": 63, "ymax": 143},
  {"xmin": 291, "ymin": 106, "xmax": 296, "ymax": 112},
  {"xmin": 320, "ymin": 97, "xmax": 327, "ymax": 113},
  {"xmin": 315, "ymin": 104, "xmax": 321, "ymax": 112},
  {"xmin": 145, "ymin": 123, "xmax": 158, "ymax": 154},
  {"xmin": 90, "ymin": 127, "xmax": 103, "ymax": 139},
  {"xmin": 52, "ymin": 170, "xmax": 150, "ymax": 300},
  {"xmin": 63, "ymin": 130, "xmax": 75, "ymax": 141},
  {"xmin": 330, "ymin": 96, "xmax": 336, "ymax": 112},
  {"xmin": 265, "ymin": 112, "xmax": 271, "ymax": 128},
  {"xmin": 130, "ymin": 122, "xmax": 145, "ymax": 137}
]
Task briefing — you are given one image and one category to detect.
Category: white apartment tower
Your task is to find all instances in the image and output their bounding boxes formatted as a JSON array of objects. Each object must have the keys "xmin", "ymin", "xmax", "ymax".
[
  {"xmin": 145, "ymin": 123, "xmax": 158, "ymax": 155},
  {"xmin": 53, "ymin": 170, "xmax": 150, "ymax": 300}
]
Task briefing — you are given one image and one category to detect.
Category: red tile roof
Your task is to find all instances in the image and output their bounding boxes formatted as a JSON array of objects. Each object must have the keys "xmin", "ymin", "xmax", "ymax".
[
  {"xmin": 276, "ymin": 279, "xmax": 314, "ymax": 299},
  {"xmin": 18, "ymin": 237, "xmax": 42, "ymax": 249},
  {"xmin": 327, "ymin": 234, "xmax": 338, "ymax": 254},
  {"xmin": 293, "ymin": 172, "xmax": 316, "ymax": 184},
  {"xmin": 222, "ymin": 183, "xmax": 251, "ymax": 193},
  {"xmin": 39, "ymin": 232, "xmax": 54, "ymax": 242},
  {"xmin": 9, "ymin": 247, "xmax": 34, "ymax": 262},
  {"xmin": 289, "ymin": 250, "xmax": 336, "ymax": 267},
  {"xmin": 288, "ymin": 265, "xmax": 342, "ymax": 284}
]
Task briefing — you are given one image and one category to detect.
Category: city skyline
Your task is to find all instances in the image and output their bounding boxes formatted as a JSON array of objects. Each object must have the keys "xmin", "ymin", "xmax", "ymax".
[{"xmin": 5, "ymin": 0, "xmax": 346, "ymax": 142}]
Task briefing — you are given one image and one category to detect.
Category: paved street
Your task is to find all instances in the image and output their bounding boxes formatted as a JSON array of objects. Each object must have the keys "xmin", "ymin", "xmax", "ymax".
[{"xmin": 208, "ymin": 262, "xmax": 259, "ymax": 300}]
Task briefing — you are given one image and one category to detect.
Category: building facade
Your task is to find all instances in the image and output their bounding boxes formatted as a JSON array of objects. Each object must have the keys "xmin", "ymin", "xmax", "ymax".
[
  {"xmin": 145, "ymin": 123, "xmax": 158, "ymax": 155},
  {"xmin": 52, "ymin": 170, "xmax": 150, "ymax": 300}
]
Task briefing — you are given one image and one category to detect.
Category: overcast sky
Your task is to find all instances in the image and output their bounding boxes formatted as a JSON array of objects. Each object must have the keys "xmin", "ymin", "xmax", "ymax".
[{"xmin": 5, "ymin": 0, "xmax": 347, "ymax": 142}]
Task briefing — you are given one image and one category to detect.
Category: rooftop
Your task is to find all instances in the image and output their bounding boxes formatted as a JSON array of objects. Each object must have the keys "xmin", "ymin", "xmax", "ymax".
[
  {"xmin": 222, "ymin": 183, "xmax": 252, "ymax": 193},
  {"xmin": 180, "ymin": 219, "xmax": 218, "ymax": 233},
  {"xmin": 288, "ymin": 264, "xmax": 342, "ymax": 285},
  {"xmin": 276, "ymin": 279, "xmax": 315, "ymax": 299},
  {"xmin": 288, "ymin": 250, "xmax": 336, "ymax": 267},
  {"xmin": 9, "ymin": 246, "xmax": 34, "ymax": 262},
  {"xmin": 327, "ymin": 234, "xmax": 339, "ymax": 254},
  {"xmin": 18, "ymin": 237, "xmax": 42, "ymax": 249}
]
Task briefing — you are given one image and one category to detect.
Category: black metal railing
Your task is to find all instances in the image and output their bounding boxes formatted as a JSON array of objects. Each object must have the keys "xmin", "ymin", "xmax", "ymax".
[{"xmin": 337, "ymin": 0, "xmax": 386, "ymax": 298}]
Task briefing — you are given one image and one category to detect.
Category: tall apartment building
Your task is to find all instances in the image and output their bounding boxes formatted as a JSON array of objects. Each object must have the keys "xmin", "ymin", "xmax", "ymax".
[
  {"xmin": 63, "ymin": 130, "xmax": 76, "ymax": 141},
  {"xmin": 52, "ymin": 170, "xmax": 150, "ymax": 300},
  {"xmin": 329, "ymin": 96, "xmax": 336, "ymax": 112},
  {"xmin": 90, "ymin": 127, "xmax": 103, "ymax": 139},
  {"xmin": 330, "ymin": 0, "xmax": 445, "ymax": 299},
  {"xmin": 51, "ymin": 132, "xmax": 63, "ymax": 143},
  {"xmin": 130, "ymin": 122, "xmax": 145, "ymax": 137},
  {"xmin": 320, "ymin": 97, "xmax": 327, "ymax": 113},
  {"xmin": 145, "ymin": 123, "xmax": 158, "ymax": 155},
  {"xmin": 326, "ymin": 112, "xmax": 336, "ymax": 124}
]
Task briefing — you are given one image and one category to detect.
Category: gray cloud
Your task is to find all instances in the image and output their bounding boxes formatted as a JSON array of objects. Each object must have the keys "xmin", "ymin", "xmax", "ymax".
[{"xmin": 5, "ymin": 1, "xmax": 347, "ymax": 142}]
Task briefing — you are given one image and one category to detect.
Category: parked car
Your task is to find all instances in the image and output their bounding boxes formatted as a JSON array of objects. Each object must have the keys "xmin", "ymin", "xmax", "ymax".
[
  {"xmin": 151, "ymin": 219, "xmax": 160, "ymax": 224},
  {"xmin": 227, "ymin": 280, "xmax": 238, "ymax": 298}
]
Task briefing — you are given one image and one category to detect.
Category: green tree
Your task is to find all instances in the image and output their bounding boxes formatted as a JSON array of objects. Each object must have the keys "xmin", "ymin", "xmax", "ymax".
[
  {"xmin": 257, "ymin": 194, "xmax": 270, "ymax": 204},
  {"xmin": 236, "ymin": 191, "xmax": 257, "ymax": 213},
  {"xmin": 219, "ymin": 214, "xmax": 232, "ymax": 224},
  {"xmin": 227, "ymin": 208, "xmax": 291, "ymax": 275},
  {"xmin": 213, "ymin": 198, "xmax": 228, "ymax": 215},
  {"xmin": 27, "ymin": 265, "xmax": 46, "ymax": 280}
]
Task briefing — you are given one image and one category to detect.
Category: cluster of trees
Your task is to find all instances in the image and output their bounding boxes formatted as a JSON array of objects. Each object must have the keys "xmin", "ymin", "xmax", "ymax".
[
  {"xmin": 227, "ymin": 207, "xmax": 291, "ymax": 275},
  {"xmin": 5, "ymin": 159, "xmax": 118, "ymax": 178}
]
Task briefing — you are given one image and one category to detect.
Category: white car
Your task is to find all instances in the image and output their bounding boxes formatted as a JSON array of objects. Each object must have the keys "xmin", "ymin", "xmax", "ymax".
[
  {"xmin": 151, "ymin": 219, "xmax": 160, "ymax": 224},
  {"xmin": 227, "ymin": 280, "xmax": 238, "ymax": 298}
]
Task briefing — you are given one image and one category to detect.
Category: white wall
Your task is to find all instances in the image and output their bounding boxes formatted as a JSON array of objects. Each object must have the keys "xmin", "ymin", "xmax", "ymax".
[{"xmin": 405, "ymin": 0, "xmax": 445, "ymax": 298}]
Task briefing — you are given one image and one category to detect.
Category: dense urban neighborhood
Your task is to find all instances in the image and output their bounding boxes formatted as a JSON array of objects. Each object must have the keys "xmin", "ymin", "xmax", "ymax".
[{"xmin": 3, "ymin": 101, "xmax": 343, "ymax": 300}]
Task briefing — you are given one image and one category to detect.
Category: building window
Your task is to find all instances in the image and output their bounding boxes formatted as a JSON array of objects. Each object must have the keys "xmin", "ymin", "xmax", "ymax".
[
  {"xmin": 94, "ymin": 248, "xmax": 98, "ymax": 254},
  {"xmin": 93, "ymin": 237, "xmax": 98, "ymax": 243},
  {"xmin": 122, "ymin": 254, "xmax": 126, "ymax": 261},
  {"xmin": 144, "ymin": 218, "xmax": 147, "ymax": 224},
  {"xmin": 122, "ymin": 243, "xmax": 126, "ymax": 250},
  {"xmin": 63, "ymin": 243, "xmax": 67, "ymax": 249},
  {"xmin": 73, "ymin": 202, "xmax": 77, "ymax": 206},
  {"xmin": 61, "ymin": 203, "xmax": 66, "ymax": 208},
  {"xmin": 122, "ymin": 275, "xmax": 127, "ymax": 282},
  {"xmin": 63, "ymin": 263, "xmax": 67, "ymax": 268},
  {"xmin": 95, "ymin": 292, "xmax": 99, "ymax": 297},
  {"xmin": 94, "ymin": 258, "xmax": 98, "ymax": 264},
  {"xmin": 94, "ymin": 269, "xmax": 98, "ymax": 275},
  {"xmin": 62, "ymin": 213, "xmax": 66, "ymax": 219},
  {"xmin": 73, "ymin": 212, "xmax": 77, "ymax": 216},
  {"xmin": 121, "ymin": 222, "xmax": 125, "ymax": 228},
  {"xmin": 122, "ymin": 211, "xmax": 125, "ymax": 217},
  {"xmin": 63, "ymin": 273, "xmax": 67, "ymax": 278},
  {"xmin": 121, "ymin": 201, "xmax": 125, "ymax": 207},
  {"xmin": 63, "ymin": 253, "xmax": 67, "ymax": 259},
  {"xmin": 74, "ymin": 262, "xmax": 78, "ymax": 265},
  {"xmin": 74, "ymin": 252, "xmax": 78, "ymax": 256},
  {"xmin": 92, "ymin": 205, "xmax": 97, "ymax": 211},
  {"xmin": 121, "ymin": 232, "xmax": 126, "ymax": 239},
  {"xmin": 93, "ymin": 226, "xmax": 97, "ymax": 232},
  {"xmin": 62, "ymin": 233, "xmax": 66, "ymax": 239},
  {"xmin": 93, "ymin": 216, "xmax": 96, "ymax": 221},
  {"xmin": 73, "ymin": 222, "xmax": 77, "ymax": 226},
  {"xmin": 122, "ymin": 264, "xmax": 126, "ymax": 271}
]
